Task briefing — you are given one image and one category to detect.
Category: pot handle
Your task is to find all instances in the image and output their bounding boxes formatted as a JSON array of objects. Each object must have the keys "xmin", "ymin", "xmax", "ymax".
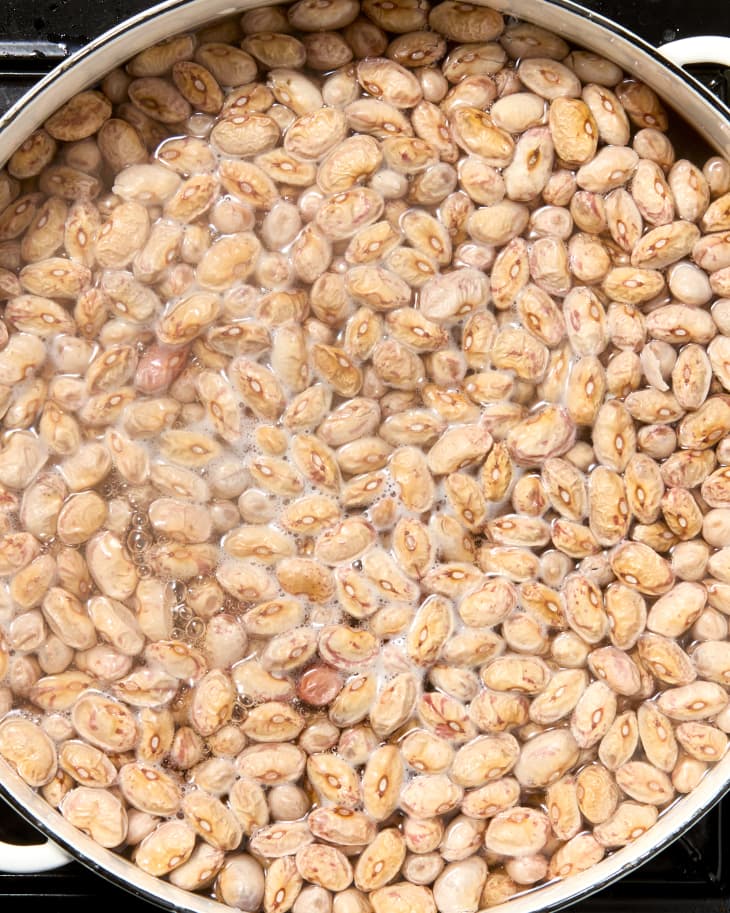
[
  {"xmin": 659, "ymin": 36, "xmax": 730, "ymax": 68},
  {"xmin": 0, "ymin": 838, "xmax": 72, "ymax": 872}
]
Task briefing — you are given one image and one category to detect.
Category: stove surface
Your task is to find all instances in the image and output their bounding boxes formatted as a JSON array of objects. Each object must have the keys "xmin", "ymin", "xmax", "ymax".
[{"xmin": 0, "ymin": 1, "xmax": 729, "ymax": 911}]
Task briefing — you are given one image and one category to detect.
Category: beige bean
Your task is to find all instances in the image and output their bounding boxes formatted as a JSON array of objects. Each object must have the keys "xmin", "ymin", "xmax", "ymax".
[
  {"xmin": 86, "ymin": 596, "xmax": 143, "ymax": 657},
  {"xmin": 589, "ymin": 646, "xmax": 641, "ymax": 696},
  {"xmin": 500, "ymin": 20, "xmax": 566, "ymax": 59},
  {"xmin": 675, "ymin": 722, "xmax": 727, "ymax": 762},
  {"xmin": 506, "ymin": 404, "xmax": 575, "ymax": 466},
  {"xmin": 426, "ymin": 423, "xmax": 492, "ymax": 475},
  {"xmin": 587, "ymin": 93, "xmax": 634, "ymax": 159},
  {"xmin": 215, "ymin": 779, "xmax": 265, "ymax": 842},
  {"xmin": 513, "ymin": 729, "xmax": 579, "ymax": 788},
  {"xmin": 503, "ymin": 127, "xmax": 554, "ymax": 201},
  {"xmin": 451, "ymin": 733, "xmax": 520, "ymax": 788},
  {"xmin": 307, "ymin": 752, "xmax": 360, "ymax": 809},
  {"xmin": 54, "ymin": 491, "xmax": 107, "ymax": 546},
  {"xmin": 166, "ymin": 842, "xmax": 225, "ymax": 893},
  {"xmin": 248, "ymin": 819, "xmax": 313, "ymax": 858},
  {"xmin": 592, "ymin": 801, "xmax": 658, "ymax": 848},
  {"xmin": 647, "ymin": 582, "xmax": 705, "ymax": 637},
  {"xmin": 637, "ymin": 633, "xmax": 695, "ymax": 688},
  {"xmin": 702, "ymin": 191, "xmax": 730, "ymax": 236},
  {"xmin": 549, "ymin": 96, "xmax": 598, "ymax": 166},
  {"xmin": 571, "ymin": 680, "xmax": 617, "ymax": 747},
  {"xmin": 490, "ymin": 92, "xmax": 545, "ymax": 134},
  {"xmin": 362, "ymin": 744, "xmax": 403, "ymax": 821},
  {"xmin": 86, "ymin": 531, "xmax": 137, "ymax": 600},
  {"xmin": 635, "ymin": 702, "xmax": 678, "ymax": 773},
  {"xmin": 671, "ymin": 752, "xmax": 709, "ymax": 795},
  {"xmin": 401, "ymin": 852, "xmax": 444, "ymax": 887},
  {"xmin": 548, "ymin": 833, "xmax": 605, "ymax": 880},
  {"xmin": 116, "ymin": 762, "xmax": 181, "ymax": 817},
  {"xmin": 371, "ymin": 883, "xmax": 436, "ymax": 913},
  {"xmin": 57, "ymin": 739, "xmax": 116, "ymax": 789},
  {"xmin": 124, "ymin": 33, "xmax": 193, "ymax": 76},
  {"xmin": 615, "ymin": 761, "xmax": 675, "ymax": 806},
  {"xmin": 145, "ymin": 640, "xmax": 206, "ymax": 681},
  {"xmin": 546, "ymin": 776, "xmax": 582, "ymax": 841},
  {"xmin": 180, "ymin": 789, "xmax": 242, "ymax": 852},
  {"xmin": 485, "ymin": 806, "xmax": 550, "ymax": 858},
  {"xmin": 611, "ymin": 541, "xmax": 674, "ymax": 595},
  {"xmin": 132, "ymin": 707, "xmax": 173, "ymax": 765},
  {"xmin": 518, "ymin": 56, "xmax": 581, "ymax": 99},
  {"xmin": 0, "ymin": 717, "xmax": 57, "ymax": 787},
  {"xmin": 61, "ymin": 787, "xmax": 128, "ymax": 849},
  {"xmin": 460, "ymin": 777, "xmax": 519, "ymax": 821},
  {"xmin": 131, "ymin": 820, "xmax": 194, "ymax": 876},
  {"xmin": 113, "ymin": 666, "xmax": 178, "ymax": 709},
  {"xmin": 40, "ymin": 585, "xmax": 95, "ymax": 651},
  {"xmin": 72, "ymin": 692, "xmax": 137, "ymax": 752},
  {"xmin": 577, "ymin": 145, "xmax": 638, "ymax": 194},
  {"xmin": 690, "ymin": 640, "xmax": 730, "ymax": 686},
  {"xmin": 432, "ymin": 857, "xmax": 487, "ymax": 913},
  {"xmin": 400, "ymin": 773, "xmax": 463, "ymax": 819},
  {"xmin": 236, "ymin": 742, "xmax": 306, "ymax": 787},
  {"xmin": 296, "ymin": 843, "xmax": 352, "ymax": 891},
  {"xmin": 8, "ymin": 130, "xmax": 58, "ymax": 182},
  {"xmin": 659, "ymin": 682, "xmax": 729, "ymax": 721},
  {"xmin": 519, "ymin": 581, "xmax": 567, "ymax": 629},
  {"xmin": 307, "ymin": 806, "xmax": 373, "ymax": 849},
  {"xmin": 564, "ymin": 355, "xmax": 604, "ymax": 425},
  {"xmin": 529, "ymin": 669, "xmax": 588, "ymax": 725},
  {"xmin": 42, "ymin": 91, "xmax": 110, "ymax": 142},
  {"xmin": 399, "ymin": 729, "xmax": 452, "ymax": 775}
]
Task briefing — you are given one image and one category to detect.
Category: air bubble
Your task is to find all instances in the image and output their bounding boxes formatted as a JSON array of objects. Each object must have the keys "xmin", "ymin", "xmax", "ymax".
[
  {"xmin": 174, "ymin": 604, "xmax": 193, "ymax": 623},
  {"xmin": 167, "ymin": 580, "xmax": 187, "ymax": 603},
  {"xmin": 127, "ymin": 529, "xmax": 150, "ymax": 553},
  {"xmin": 186, "ymin": 617, "xmax": 206, "ymax": 639}
]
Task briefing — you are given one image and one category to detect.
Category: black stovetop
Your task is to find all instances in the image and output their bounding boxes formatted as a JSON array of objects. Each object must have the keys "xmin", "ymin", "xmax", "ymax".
[{"xmin": 0, "ymin": 1, "xmax": 729, "ymax": 911}]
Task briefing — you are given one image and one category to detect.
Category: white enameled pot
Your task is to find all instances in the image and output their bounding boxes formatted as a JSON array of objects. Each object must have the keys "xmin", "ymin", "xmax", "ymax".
[{"xmin": 0, "ymin": 2, "xmax": 729, "ymax": 910}]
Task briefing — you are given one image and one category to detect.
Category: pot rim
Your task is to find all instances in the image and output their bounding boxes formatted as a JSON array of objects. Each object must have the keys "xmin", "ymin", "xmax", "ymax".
[
  {"xmin": 0, "ymin": 1, "xmax": 728, "ymax": 912},
  {"xmin": 1, "ymin": 0, "xmax": 729, "ymax": 165}
]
